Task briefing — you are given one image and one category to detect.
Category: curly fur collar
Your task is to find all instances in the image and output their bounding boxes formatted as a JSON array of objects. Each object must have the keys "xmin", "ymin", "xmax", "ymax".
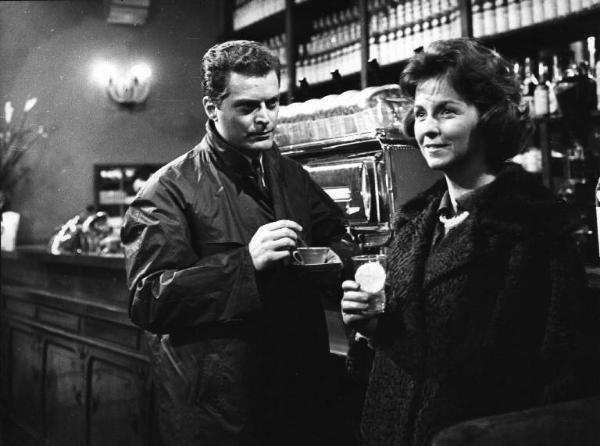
[{"xmin": 393, "ymin": 163, "xmax": 580, "ymax": 240}]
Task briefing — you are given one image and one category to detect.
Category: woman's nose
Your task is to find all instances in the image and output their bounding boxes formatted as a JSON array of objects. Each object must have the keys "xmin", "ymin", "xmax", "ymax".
[{"xmin": 421, "ymin": 116, "xmax": 440, "ymax": 137}]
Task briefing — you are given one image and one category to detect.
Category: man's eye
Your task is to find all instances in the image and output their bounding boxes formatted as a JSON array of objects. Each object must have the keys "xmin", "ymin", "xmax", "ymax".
[
  {"xmin": 239, "ymin": 105, "xmax": 255, "ymax": 113},
  {"xmin": 267, "ymin": 100, "xmax": 279, "ymax": 110}
]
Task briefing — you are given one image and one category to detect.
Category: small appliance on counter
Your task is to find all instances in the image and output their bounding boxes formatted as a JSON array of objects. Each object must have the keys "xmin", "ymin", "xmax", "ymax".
[{"xmin": 48, "ymin": 206, "xmax": 121, "ymax": 256}]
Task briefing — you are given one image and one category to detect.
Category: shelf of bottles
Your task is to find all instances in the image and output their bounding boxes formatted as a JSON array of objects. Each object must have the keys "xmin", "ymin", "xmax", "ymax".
[
  {"xmin": 471, "ymin": 0, "xmax": 600, "ymax": 38},
  {"xmin": 295, "ymin": 0, "xmax": 463, "ymax": 87},
  {"xmin": 262, "ymin": 34, "xmax": 289, "ymax": 93},
  {"xmin": 296, "ymin": 6, "xmax": 362, "ymax": 85},
  {"xmin": 368, "ymin": 0, "xmax": 462, "ymax": 67},
  {"xmin": 233, "ymin": 0, "xmax": 286, "ymax": 31}
]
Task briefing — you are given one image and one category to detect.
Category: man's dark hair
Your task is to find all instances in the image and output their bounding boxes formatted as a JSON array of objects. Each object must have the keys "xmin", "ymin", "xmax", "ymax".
[
  {"xmin": 400, "ymin": 38, "xmax": 533, "ymax": 171},
  {"xmin": 201, "ymin": 40, "xmax": 281, "ymax": 106}
]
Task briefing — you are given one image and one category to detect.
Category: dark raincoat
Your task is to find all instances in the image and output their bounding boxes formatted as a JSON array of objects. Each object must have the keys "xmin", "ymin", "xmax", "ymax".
[{"xmin": 121, "ymin": 122, "xmax": 348, "ymax": 446}]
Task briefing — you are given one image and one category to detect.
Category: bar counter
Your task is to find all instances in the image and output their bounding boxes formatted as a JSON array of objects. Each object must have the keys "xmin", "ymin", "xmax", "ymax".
[
  {"xmin": 0, "ymin": 246, "xmax": 352, "ymax": 446},
  {"xmin": 4, "ymin": 246, "xmax": 597, "ymax": 445}
]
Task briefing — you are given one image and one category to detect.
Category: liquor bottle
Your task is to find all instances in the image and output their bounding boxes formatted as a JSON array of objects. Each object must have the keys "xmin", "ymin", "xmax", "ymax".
[
  {"xmin": 548, "ymin": 55, "xmax": 561, "ymax": 114},
  {"xmin": 543, "ymin": 0, "xmax": 558, "ymax": 19},
  {"xmin": 522, "ymin": 57, "xmax": 539, "ymax": 116},
  {"xmin": 595, "ymin": 58, "xmax": 600, "ymax": 111},
  {"xmin": 532, "ymin": 0, "xmax": 544, "ymax": 23},
  {"xmin": 520, "ymin": 0, "xmax": 533, "ymax": 26},
  {"xmin": 472, "ymin": 0, "xmax": 484, "ymax": 37},
  {"xmin": 556, "ymin": 0, "xmax": 570, "ymax": 15},
  {"xmin": 495, "ymin": 0, "xmax": 509, "ymax": 33},
  {"xmin": 482, "ymin": 0, "xmax": 496, "ymax": 35},
  {"xmin": 570, "ymin": 0, "xmax": 582, "ymax": 12},
  {"xmin": 595, "ymin": 177, "xmax": 600, "ymax": 257},
  {"xmin": 534, "ymin": 62, "xmax": 550, "ymax": 116},
  {"xmin": 507, "ymin": 0, "xmax": 520, "ymax": 30}
]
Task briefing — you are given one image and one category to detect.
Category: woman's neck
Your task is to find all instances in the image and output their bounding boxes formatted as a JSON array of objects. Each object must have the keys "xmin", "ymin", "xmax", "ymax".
[{"xmin": 444, "ymin": 171, "xmax": 496, "ymax": 209}]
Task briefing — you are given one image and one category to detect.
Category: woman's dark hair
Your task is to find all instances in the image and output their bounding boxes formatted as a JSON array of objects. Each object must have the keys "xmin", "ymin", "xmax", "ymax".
[
  {"xmin": 400, "ymin": 38, "xmax": 533, "ymax": 171},
  {"xmin": 201, "ymin": 40, "xmax": 281, "ymax": 106}
]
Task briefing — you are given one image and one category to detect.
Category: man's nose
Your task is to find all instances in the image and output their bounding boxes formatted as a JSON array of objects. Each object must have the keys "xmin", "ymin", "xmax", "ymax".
[{"xmin": 254, "ymin": 103, "xmax": 270, "ymax": 125}]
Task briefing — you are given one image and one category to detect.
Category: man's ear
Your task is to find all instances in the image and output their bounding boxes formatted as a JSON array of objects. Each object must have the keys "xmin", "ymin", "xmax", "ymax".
[{"xmin": 203, "ymin": 96, "xmax": 218, "ymax": 121}]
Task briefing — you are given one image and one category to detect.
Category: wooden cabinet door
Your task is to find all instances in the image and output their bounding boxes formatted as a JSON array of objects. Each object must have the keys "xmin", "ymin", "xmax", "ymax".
[
  {"xmin": 45, "ymin": 341, "xmax": 86, "ymax": 446},
  {"xmin": 9, "ymin": 327, "xmax": 44, "ymax": 433},
  {"xmin": 89, "ymin": 357, "xmax": 147, "ymax": 446}
]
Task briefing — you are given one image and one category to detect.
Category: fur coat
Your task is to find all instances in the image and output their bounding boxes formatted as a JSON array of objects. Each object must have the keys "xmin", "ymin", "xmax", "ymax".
[{"xmin": 359, "ymin": 164, "xmax": 600, "ymax": 446}]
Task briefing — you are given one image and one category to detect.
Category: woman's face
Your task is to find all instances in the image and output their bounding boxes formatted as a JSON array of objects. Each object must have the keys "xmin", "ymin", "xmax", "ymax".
[{"xmin": 413, "ymin": 76, "xmax": 486, "ymax": 177}]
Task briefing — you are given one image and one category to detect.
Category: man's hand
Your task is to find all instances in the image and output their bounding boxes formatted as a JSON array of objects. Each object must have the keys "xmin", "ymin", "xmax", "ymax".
[
  {"xmin": 249, "ymin": 220, "xmax": 303, "ymax": 271},
  {"xmin": 341, "ymin": 280, "xmax": 379, "ymax": 336}
]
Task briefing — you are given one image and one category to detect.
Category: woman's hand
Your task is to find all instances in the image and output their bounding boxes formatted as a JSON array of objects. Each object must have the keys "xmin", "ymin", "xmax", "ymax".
[{"xmin": 341, "ymin": 280, "xmax": 380, "ymax": 336}]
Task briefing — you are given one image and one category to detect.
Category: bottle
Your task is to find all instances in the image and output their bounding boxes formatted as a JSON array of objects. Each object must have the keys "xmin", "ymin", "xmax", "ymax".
[
  {"xmin": 532, "ymin": 0, "xmax": 544, "ymax": 23},
  {"xmin": 495, "ymin": 0, "xmax": 509, "ymax": 33},
  {"xmin": 595, "ymin": 177, "xmax": 600, "ymax": 257},
  {"xmin": 507, "ymin": 0, "xmax": 521, "ymax": 30},
  {"xmin": 483, "ymin": 0, "xmax": 496, "ymax": 35},
  {"xmin": 534, "ymin": 61, "xmax": 550, "ymax": 116},
  {"xmin": 556, "ymin": 0, "xmax": 570, "ymax": 15},
  {"xmin": 595, "ymin": 58, "xmax": 600, "ymax": 111},
  {"xmin": 543, "ymin": 0, "xmax": 558, "ymax": 20},
  {"xmin": 472, "ymin": 0, "xmax": 484, "ymax": 37},
  {"xmin": 520, "ymin": 0, "xmax": 533, "ymax": 26},
  {"xmin": 522, "ymin": 57, "xmax": 539, "ymax": 116},
  {"xmin": 548, "ymin": 55, "xmax": 559, "ymax": 114}
]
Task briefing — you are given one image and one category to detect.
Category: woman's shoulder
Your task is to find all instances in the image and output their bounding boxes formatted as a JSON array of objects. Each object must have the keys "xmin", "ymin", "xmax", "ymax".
[
  {"xmin": 477, "ymin": 163, "xmax": 580, "ymax": 239},
  {"xmin": 391, "ymin": 179, "xmax": 446, "ymax": 230}
]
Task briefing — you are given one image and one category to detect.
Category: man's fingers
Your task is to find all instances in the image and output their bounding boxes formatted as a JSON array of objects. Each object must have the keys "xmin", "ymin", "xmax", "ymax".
[{"xmin": 260, "ymin": 220, "xmax": 303, "ymax": 233}]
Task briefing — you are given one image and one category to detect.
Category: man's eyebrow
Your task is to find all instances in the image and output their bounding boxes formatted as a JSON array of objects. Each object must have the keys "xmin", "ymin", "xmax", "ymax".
[{"xmin": 232, "ymin": 95, "xmax": 280, "ymax": 106}]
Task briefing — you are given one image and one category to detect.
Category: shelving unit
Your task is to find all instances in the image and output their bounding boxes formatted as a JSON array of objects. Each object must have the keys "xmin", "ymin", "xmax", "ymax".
[{"xmin": 224, "ymin": 0, "xmax": 600, "ymax": 103}]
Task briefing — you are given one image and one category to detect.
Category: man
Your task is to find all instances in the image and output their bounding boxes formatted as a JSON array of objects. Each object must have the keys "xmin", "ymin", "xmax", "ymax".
[{"xmin": 121, "ymin": 40, "xmax": 349, "ymax": 446}]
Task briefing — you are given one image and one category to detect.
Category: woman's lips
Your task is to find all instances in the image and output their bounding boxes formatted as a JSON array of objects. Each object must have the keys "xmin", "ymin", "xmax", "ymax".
[{"xmin": 424, "ymin": 143, "xmax": 450, "ymax": 152}]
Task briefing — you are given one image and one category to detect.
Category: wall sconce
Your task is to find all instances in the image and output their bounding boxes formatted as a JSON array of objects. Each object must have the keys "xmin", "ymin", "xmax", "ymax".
[{"xmin": 92, "ymin": 61, "xmax": 152, "ymax": 106}]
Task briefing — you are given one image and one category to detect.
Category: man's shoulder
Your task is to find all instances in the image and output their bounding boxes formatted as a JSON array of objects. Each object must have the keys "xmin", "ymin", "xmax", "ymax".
[{"xmin": 140, "ymin": 142, "xmax": 212, "ymax": 194}]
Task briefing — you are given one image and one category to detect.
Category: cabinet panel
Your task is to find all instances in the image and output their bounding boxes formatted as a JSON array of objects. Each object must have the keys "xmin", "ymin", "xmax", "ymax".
[
  {"xmin": 9, "ymin": 327, "xmax": 43, "ymax": 433},
  {"xmin": 89, "ymin": 357, "xmax": 146, "ymax": 446},
  {"xmin": 45, "ymin": 341, "xmax": 86, "ymax": 446}
]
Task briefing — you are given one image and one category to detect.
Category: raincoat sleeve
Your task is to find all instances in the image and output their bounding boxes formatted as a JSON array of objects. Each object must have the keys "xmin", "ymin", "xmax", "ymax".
[{"xmin": 120, "ymin": 173, "xmax": 262, "ymax": 335}]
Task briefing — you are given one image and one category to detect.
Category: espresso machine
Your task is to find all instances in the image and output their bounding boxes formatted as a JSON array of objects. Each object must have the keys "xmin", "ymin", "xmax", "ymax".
[{"xmin": 276, "ymin": 85, "xmax": 440, "ymax": 254}]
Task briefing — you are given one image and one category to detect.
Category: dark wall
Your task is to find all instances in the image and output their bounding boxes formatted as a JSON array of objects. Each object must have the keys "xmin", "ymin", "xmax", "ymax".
[{"xmin": 0, "ymin": 0, "xmax": 223, "ymax": 244}]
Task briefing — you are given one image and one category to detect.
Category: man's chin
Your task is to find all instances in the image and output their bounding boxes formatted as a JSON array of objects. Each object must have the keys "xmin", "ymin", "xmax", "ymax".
[{"xmin": 245, "ymin": 140, "xmax": 274, "ymax": 151}]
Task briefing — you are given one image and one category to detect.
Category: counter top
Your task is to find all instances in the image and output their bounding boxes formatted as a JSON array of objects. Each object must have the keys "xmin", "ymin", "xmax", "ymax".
[{"xmin": 2, "ymin": 245, "xmax": 124, "ymax": 270}]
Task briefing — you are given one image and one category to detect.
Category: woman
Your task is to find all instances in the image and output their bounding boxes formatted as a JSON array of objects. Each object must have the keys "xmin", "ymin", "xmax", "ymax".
[{"xmin": 342, "ymin": 38, "xmax": 599, "ymax": 446}]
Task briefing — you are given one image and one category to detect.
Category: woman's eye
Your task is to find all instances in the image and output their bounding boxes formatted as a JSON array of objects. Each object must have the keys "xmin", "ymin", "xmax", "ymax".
[
  {"xmin": 440, "ymin": 108, "xmax": 456, "ymax": 117},
  {"xmin": 414, "ymin": 110, "xmax": 426, "ymax": 119}
]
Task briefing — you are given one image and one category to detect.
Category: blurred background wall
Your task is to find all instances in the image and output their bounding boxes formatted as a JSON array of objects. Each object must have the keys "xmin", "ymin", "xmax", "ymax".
[{"xmin": 0, "ymin": 0, "xmax": 223, "ymax": 244}]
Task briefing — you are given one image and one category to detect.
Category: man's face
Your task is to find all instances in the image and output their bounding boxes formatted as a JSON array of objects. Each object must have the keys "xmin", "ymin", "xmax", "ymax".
[{"xmin": 203, "ymin": 70, "xmax": 280, "ymax": 152}]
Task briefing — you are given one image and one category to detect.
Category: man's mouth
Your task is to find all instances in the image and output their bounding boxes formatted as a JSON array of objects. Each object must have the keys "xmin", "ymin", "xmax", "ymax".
[{"xmin": 248, "ymin": 130, "xmax": 272, "ymax": 140}]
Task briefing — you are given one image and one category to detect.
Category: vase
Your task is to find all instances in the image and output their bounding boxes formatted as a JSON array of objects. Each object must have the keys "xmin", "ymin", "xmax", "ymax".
[{"xmin": 1, "ymin": 211, "xmax": 20, "ymax": 251}]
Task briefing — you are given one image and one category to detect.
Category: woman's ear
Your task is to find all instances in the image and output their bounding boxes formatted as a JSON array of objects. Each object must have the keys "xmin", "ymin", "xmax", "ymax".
[{"xmin": 202, "ymin": 96, "xmax": 218, "ymax": 121}]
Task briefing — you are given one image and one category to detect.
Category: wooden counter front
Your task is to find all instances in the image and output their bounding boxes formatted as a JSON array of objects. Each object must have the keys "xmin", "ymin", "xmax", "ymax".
[
  {"xmin": 0, "ymin": 247, "xmax": 152, "ymax": 446},
  {"xmin": 0, "ymin": 246, "xmax": 353, "ymax": 445}
]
